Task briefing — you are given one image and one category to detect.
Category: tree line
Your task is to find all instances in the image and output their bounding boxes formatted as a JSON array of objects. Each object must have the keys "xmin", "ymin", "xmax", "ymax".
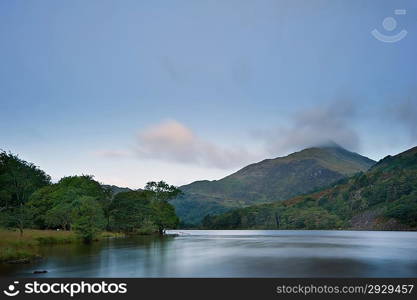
[{"xmin": 0, "ymin": 151, "xmax": 181, "ymax": 242}]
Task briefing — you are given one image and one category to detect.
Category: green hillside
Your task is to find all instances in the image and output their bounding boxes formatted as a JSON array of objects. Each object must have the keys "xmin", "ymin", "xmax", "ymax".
[
  {"xmin": 173, "ymin": 144, "xmax": 375, "ymax": 225},
  {"xmin": 202, "ymin": 146, "xmax": 417, "ymax": 230}
]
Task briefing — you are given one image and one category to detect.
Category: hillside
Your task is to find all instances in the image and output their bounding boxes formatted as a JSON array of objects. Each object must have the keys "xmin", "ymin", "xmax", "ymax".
[
  {"xmin": 172, "ymin": 144, "xmax": 375, "ymax": 225},
  {"xmin": 102, "ymin": 185, "xmax": 132, "ymax": 195},
  {"xmin": 202, "ymin": 146, "xmax": 417, "ymax": 230}
]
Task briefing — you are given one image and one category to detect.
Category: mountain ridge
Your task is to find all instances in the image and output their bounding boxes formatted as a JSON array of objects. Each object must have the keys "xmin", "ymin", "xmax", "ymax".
[
  {"xmin": 202, "ymin": 145, "xmax": 417, "ymax": 230},
  {"xmin": 172, "ymin": 144, "xmax": 375, "ymax": 225}
]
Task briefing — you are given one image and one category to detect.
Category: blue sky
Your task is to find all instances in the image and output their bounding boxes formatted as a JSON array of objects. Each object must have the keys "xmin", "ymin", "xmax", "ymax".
[{"xmin": 1, "ymin": 0, "xmax": 416, "ymax": 188}]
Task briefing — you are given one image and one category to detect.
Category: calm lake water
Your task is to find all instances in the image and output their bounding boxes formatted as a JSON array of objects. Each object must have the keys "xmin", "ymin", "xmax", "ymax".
[{"xmin": 1, "ymin": 230, "xmax": 417, "ymax": 277}]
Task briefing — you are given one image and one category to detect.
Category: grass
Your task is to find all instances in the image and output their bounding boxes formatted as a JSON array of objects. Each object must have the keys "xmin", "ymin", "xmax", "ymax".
[
  {"xmin": 99, "ymin": 231, "xmax": 125, "ymax": 238},
  {"xmin": 0, "ymin": 229, "xmax": 124, "ymax": 263}
]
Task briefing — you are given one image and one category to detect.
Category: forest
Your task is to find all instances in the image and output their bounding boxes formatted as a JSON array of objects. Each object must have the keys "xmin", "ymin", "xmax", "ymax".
[{"xmin": 0, "ymin": 150, "xmax": 181, "ymax": 245}]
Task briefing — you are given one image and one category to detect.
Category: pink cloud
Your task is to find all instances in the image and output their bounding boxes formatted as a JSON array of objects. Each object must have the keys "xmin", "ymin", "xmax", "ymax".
[{"xmin": 135, "ymin": 120, "xmax": 256, "ymax": 169}]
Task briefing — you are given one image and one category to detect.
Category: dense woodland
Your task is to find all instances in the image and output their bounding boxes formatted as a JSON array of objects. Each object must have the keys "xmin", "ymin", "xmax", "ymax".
[{"xmin": 0, "ymin": 151, "xmax": 181, "ymax": 243}]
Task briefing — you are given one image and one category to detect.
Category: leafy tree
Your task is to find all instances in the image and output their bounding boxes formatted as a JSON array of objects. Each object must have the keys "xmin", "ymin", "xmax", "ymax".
[
  {"xmin": 0, "ymin": 151, "xmax": 50, "ymax": 235},
  {"xmin": 101, "ymin": 186, "xmax": 114, "ymax": 231},
  {"xmin": 2, "ymin": 204, "xmax": 33, "ymax": 234},
  {"xmin": 45, "ymin": 202, "xmax": 74, "ymax": 230},
  {"xmin": 145, "ymin": 181, "xmax": 181, "ymax": 234},
  {"xmin": 144, "ymin": 181, "xmax": 182, "ymax": 202},
  {"xmin": 28, "ymin": 175, "xmax": 106, "ymax": 230},
  {"xmin": 72, "ymin": 196, "xmax": 105, "ymax": 243},
  {"xmin": 109, "ymin": 191, "xmax": 151, "ymax": 233},
  {"xmin": 56, "ymin": 175, "xmax": 106, "ymax": 200},
  {"xmin": 27, "ymin": 185, "xmax": 57, "ymax": 228},
  {"xmin": 150, "ymin": 200, "xmax": 179, "ymax": 234}
]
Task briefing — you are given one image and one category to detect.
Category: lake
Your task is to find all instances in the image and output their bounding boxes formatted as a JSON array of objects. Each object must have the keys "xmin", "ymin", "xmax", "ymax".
[{"xmin": 1, "ymin": 230, "xmax": 417, "ymax": 277}]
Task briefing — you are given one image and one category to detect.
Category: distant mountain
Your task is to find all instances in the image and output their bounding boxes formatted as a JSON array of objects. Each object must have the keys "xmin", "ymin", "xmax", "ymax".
[
  {"xmin": 202, "ymin": 146, "xmax": 417, "ymax": 231},
  {"xmin": 172, "ymin": 144, "xmax": 375, "ymax": 225},
  {"xmin": 102, "ymin": 185, "xmax": 133, "ymax": 195}
]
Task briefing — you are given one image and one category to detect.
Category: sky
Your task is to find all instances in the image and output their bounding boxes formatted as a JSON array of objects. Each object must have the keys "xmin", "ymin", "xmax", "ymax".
[{"xmin": 1, "ymin": 0, "xmax": 416, "ymax": 188}]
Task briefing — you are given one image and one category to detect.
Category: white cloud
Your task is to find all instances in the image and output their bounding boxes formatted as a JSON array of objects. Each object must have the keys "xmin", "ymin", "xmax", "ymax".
[
  {"xmin": 94, "ymin": 103, "xmax": 363, "ymax": 173},
  {"xmin": 135, "ymin": 120, "xmax": 256, "ymax": 169}
]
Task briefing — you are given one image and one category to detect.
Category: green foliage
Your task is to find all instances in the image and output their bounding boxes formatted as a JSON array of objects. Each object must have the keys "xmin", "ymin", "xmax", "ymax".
[
  {"xmin": 27, "ymin": 175, "xmax": 106, "ymax": 230},
  {"xmin": 145, "ymin": 181, "xmax": 181, "ymax": 233},
  {"xmin": 136, "ymin": 218, "xmax": 158, "ymax": 235},
  {"xmin": 0, "ymin": 247, "xmax": 37, "ymax": 263},
  {"xmin": 109, "ymin": 183, "xmax": 180, "ymax": 234},
  {"xmin": 27, "ymin": 185, "xmax": 57, "ymax": 228},
  {"xmin": 145, "ymin": 181, "xmax": 182, "ymax": 201},
  {"xmin": 2, "ymin": 151, "xmax": 182, "ymax": 239},
  {"xmin": 203, "ymin": 204, "xmax": 342, "ymax": 230},
  {"xmin": 203, "ymin": 147, "xmax": 417, "ymax": 230},
  {"xmin": 281, "ymin": 207, "xmax": 342, "ymax": 229},
  {"xmin": 1, "ymin": 204, "xmax": 34, "ymax": 235},
  {"xmin": 44, "ymin": 202, "xmax": 74, "ymax": 230},
  {"xmin": 384, "ymin": 197, "xmax": 417, "ymax": 227},
  {"xmin": 171, "ymin": 195, "xmax": 230, "ymax": 225},
  {"xmin": 0, "ymin": 151, "xmax": 51, "ymax": 234},
  {"xmin": 0, "ymin": 151, "xmax": 51, "ymax": 207},
  {"xmin": 109, "ymin": 191, "xmax": 151, "ymax": 233},
  {"xmin": 150, "ymin": 200, "xmax": 179, "ymax": 234}
]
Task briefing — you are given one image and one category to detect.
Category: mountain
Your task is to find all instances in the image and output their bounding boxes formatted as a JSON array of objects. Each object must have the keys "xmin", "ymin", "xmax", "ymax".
[
  {"xmin": 202, "ymin": 146, "xmax": 417, "ymax": 230},
  {"xmin": 102, "ymin": 185, "xmax": 133, "ymax": 195},
  {"xmin": 172, "ymin": 144, "xmax": 375, "ymax": 225}
]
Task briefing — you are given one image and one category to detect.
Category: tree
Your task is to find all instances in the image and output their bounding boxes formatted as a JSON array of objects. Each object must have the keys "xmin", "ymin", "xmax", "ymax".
[
  {"xmin": 0, "ymin": 151, "xmax": 51, "ymax": 208},
  {"xmin": 109, "ymin": 191, "xmax": 151, "ymax": 233},
  {"xmin": 101, "ymin": 186, "xmax": 114, "ymax": 231},
  {"xmin": 45, "ymin": 202, "xmax": 74, "ymax": 230},
  {"xmin": 72, "ymin": 196, "xmax": 105, "ymax": 243},
  {"xmin": 2, "ymin": 204, "xmax": 33, "ymax": 235},
  {"xmin": 0, "ymin": 151, "xmax": 51, "ymax": 235},
  {"xmin": 145, "ymin": 181, "xmax": 181, "ymax": 234},
  {"xmin": 150, "ymin": 200, "xmax": 179, "ymax": 234},
  {"xmin": 144, "ymin": 181, "xmax": 182, "ymax": 202},
  {"xmin": 27, "ymin": 185, "xmax": 57, "ymax": 229},
  {"xmin": 28, "ymin": 175, "xmax": 107, "ymax": 230}
]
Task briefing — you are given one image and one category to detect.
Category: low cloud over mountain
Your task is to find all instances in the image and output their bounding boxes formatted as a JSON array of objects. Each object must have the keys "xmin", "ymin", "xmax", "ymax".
[{"xmin": 256, "ymin": 101, "xmax": 360, "ymax": 156}]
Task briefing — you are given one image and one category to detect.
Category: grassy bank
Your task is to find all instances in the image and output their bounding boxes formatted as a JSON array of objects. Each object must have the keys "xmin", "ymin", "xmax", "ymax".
[{"xmin": 0, "ymin": 229, "xmax": 123, "ymax": 263}]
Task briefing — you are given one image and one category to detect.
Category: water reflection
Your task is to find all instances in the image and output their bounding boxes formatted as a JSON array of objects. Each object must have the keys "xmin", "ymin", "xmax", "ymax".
[{"xmin": 1, "ymin": 231, "xmax": 417, "ymax": 277}]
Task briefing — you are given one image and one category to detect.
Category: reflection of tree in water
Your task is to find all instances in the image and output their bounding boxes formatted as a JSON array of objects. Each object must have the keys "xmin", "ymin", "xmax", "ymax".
[
  {"xmin": 89, "ymin": 235, "xmax": 177, "ymax": 277},
  {"xmin": 140, "ymin": 235, "xmax": 175, "ymax": 276}
]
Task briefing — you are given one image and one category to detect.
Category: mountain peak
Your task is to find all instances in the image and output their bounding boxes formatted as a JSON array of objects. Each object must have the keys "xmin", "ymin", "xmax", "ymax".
[
  {"xmin": 313, "ymin": 140, "xmax": 344, "ymax": 149},
  {"xmin": 173, "ymin": 145, "xmax": 375, "ymax": 224}
]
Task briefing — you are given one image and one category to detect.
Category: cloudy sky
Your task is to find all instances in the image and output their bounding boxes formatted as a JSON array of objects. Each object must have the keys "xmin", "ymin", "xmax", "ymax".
[{"xmin": 1, "ymin": 0, "xmax": 416, "ymax": 188}]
